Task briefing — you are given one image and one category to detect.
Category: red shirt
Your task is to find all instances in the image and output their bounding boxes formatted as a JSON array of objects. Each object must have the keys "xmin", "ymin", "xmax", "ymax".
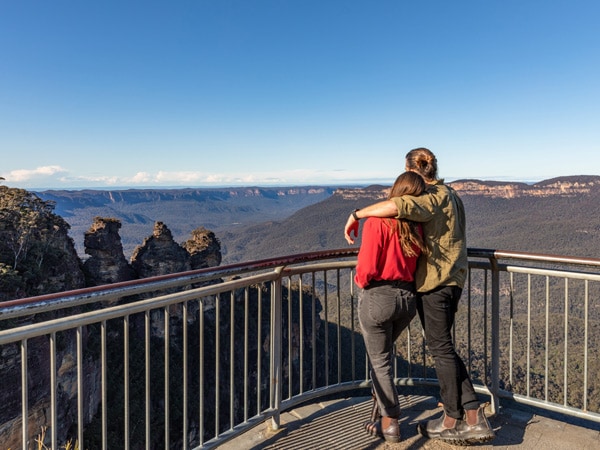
[{"xmin": 354, "ymin": 217, "xmax": 421, "ymax": 289}]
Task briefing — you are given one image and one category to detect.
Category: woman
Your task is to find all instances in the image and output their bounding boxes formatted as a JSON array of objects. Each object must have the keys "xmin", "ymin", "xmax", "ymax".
[
  {"xmin": 346, "ymin": 148, "xmax": 495, "ymax": 446},
  {"xmin": 355, "ymin": 171, "xmax": 425, "ymax": 443}
]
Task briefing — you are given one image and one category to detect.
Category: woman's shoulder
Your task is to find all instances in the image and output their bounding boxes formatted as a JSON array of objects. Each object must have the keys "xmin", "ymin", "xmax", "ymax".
[
  {"xmin": 364, "ymin": 216, "xmax": 387, "ymax": 226},
  {"xmin": 363, "ymin": 216, "xmax": 394, "ymax": 232}
]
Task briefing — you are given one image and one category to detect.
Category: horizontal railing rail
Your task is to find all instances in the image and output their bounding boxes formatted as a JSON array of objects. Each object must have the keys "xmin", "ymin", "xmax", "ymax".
[
  {"xmin": 467, "ymin": 248, "xmax": 600, "ymax": 423},
  {"xmin": 0, "ymin": 249, "xmax": 358, "ymax": 322},
  {"xmin": 1, "ymin": 248, "xmax": 599, "ymax": 449}
]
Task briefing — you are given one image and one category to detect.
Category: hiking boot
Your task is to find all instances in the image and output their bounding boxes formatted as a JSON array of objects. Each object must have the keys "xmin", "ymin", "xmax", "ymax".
[
  {"xmin": 416, "ymin": 413, "xmax": 457, "ymax": 439},
  {"xmin": 364, "ymin": 417, "xmax": 401, "ymax": 443},
  {"xmin": 438, "ymin": 404, "xmax": 495, "ymax": 445}
]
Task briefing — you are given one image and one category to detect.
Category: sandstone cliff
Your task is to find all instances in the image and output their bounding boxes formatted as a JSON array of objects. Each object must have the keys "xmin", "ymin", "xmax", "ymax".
[
  {"xmin": 451, "ymin": 176, "xmax": 600, "ymax": 198},
  {"xmin": 0, "ymin": 186, "xmax": 85, "ymax": 301},
  {"xmin": 130, "ymin": 221, "xmax": 192, "ymax": 278},
  {"xmin": 334, "ymin": 176, "xmax": 600, "ymax": 200},
  {"xmin": 183, "ymin": 227, "xmax": 222, "ymax": 269},
  {"xmin": 83, "ymin": 217, "xmax": 136, "ymax": 286}
]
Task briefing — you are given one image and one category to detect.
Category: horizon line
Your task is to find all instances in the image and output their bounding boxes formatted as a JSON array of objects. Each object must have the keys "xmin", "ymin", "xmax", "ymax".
[{"xmin": 23, "ymin": 174, "xmax": 600, "ymax": 192}]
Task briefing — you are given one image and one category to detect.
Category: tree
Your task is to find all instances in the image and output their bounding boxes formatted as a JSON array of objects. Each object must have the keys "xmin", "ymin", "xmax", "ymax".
[
  {"xmin": 0, "ymin": 186, "xmax": 85, "ymax": 299},
  {"xmin": 0, "ymin": 186, "xmax": 65, "ymax": 270}
]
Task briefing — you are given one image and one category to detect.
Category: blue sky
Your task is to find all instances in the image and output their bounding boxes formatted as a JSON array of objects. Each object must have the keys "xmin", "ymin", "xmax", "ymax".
[{"xmin": 1, "ymin": 1, "xmax": 599, "ymax": 190}]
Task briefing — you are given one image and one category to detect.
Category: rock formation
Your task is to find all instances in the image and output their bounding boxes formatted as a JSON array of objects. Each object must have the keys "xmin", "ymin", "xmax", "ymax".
[
  {"xmin": 0, "ymin": 186, "xmax": 85, "ymax": 300},
  {"xmin": 82, "ymin": 217, "xmax": 136, "ymax": 286},
  {"xmin": 183, "ymin": 226, "xmax": 222, "ymax": 269},
  {"xmin": 0, "ymin": 198, "xmax": 227, "ymax": 448},
  {"xmin": 81, "ymin": 219, "xmax": 223, "ymax": 286},
  {"xmin": 130, "ymin": 221, "xmax": 191, "ymax": 278}
]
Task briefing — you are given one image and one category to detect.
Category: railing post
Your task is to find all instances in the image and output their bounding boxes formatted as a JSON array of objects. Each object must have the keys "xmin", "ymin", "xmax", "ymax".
[
  {"xmin": 489, "ymin": 256, "xmax": 500, "ymax": 414},
  {"xmin": 21, "ymin": 339, "xmax": 28, "ymax": 450},
  {"xmin": 270, "ymin": 269, "xmax": 283, "ymax": 430}
]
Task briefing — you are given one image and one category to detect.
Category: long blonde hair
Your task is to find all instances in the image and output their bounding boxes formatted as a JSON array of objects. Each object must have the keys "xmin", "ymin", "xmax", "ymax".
[{"xmin": 384, "ymin": 171, "xmax": 426, "ymax": 257}]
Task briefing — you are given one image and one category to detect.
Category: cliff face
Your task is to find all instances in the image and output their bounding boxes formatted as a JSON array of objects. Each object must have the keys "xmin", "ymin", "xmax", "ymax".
[
  {"xmin": 334, "ymin": 176, "xmax": 600, "ymax": 200},
  {"xmin": 0, "ymin": 186, "xmax": 85, "ymax": 301},
  {"xmin": 36, "ymin": 186, "xmax": 337, "ymax": 259},
  {"xmin": 0, "ymin": 332, "xmax": 101, "ymax": 449},
  {"xmin": 450, "ymin": 176, "xmax": 600, "ymax": 198},
  {"xmin": 0, "ymin": 206, "xmax": 224, "ymax": 448},
  {"xmin": 41, "ymin": 186, "xmax": 333, "ymax": 207}
]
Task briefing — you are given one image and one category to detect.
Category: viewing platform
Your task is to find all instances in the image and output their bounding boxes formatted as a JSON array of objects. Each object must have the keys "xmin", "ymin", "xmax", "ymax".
[
  {"xmin": 220, "ymin": 393, "xmax": 600, "ymax": 449},
  {"xmin": 1, "ymin": 249, "xmax": 600, "ymax": 449}
]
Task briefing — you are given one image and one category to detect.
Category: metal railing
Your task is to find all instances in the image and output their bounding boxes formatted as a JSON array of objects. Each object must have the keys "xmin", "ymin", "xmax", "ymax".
[{"xmin": 1, "ymin": 248, "xmax": 600, "ymax": 449}]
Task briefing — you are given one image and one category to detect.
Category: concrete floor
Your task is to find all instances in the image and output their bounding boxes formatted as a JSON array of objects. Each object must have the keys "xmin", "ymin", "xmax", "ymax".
[{"xmin": 218, "ymin": 393, "xmax": 600, "ymax": 449}]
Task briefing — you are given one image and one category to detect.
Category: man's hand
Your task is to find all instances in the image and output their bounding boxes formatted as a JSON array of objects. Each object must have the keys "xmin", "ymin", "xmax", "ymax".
[
  {"xmin": 344, "ymin": 214, "xmax": 359, "ymax": 244},
  {"xmin": 343, "ymin": 200, "xmax": 399, "ymax": 245}
]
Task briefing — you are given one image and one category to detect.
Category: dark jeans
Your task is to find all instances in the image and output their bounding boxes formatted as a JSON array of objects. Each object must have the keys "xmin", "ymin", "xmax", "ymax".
[
  {"xmin": 417, "ymin": 285, "xmax": 479, "ymax": 419},
  {"xmin": 358, "ymin": 280, "xmax": 417, "ymax": 418}
]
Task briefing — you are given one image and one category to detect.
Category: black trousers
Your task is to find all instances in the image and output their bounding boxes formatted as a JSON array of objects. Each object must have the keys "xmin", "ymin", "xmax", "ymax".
[{"xmin": 417, "ymin": 285, "xmax": 479, "ymax": 419}]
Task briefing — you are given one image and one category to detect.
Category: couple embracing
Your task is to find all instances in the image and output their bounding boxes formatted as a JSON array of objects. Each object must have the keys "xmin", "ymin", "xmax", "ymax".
[{"xmin": 345, "ymin": 147, "xmax": 495, "ymax": 445}]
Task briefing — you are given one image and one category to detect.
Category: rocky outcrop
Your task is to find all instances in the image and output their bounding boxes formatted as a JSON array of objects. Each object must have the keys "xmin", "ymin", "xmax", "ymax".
[
  {"xmin": 0, "ymin": 186, "xmax": 85, "ymax": 300},
  {"xmin": 183, "ymin": 227, "xmax": 222, "ymax": 269},
  {"xmin": 82, "ymin": 219, "xmax": 223, "ymax": 284},
  {"xmin": 1, "ymin": 197, "xmax": 226, "ymax": 448},
  {"xmin": 130, "ymin": 221, "xmax": 191, "ymax": 278},
  {"xmin": 83, "ymin": 217, "xmax": 136, "ymax": 286},
  {"xmin": 33, "ymin": 232, "xmax": 86, "ymax": 296}
]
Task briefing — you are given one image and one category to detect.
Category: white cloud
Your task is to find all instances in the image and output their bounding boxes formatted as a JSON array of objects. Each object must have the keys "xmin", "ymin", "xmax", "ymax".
[
  {"xmin": 130, "ymin": 172, "xmax": 152, "ymax": 183},
  {"xmin": 2, "ymin": 165, "xmax": 68, "ymax": 182},
  {"xmin": 2, "ymin": 166, "xmax": 391, "ymax": 189},
  {"xmin": 155, "ymin": 171, "xmax": 207, "ymax": 184},
  {"xmin": 60, "ymin": 175, "xmax": 121, "ymax": 185}
]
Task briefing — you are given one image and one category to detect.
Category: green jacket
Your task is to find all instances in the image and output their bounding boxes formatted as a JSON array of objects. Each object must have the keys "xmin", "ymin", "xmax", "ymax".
[{"xmin": 392, "ymin": 180, "xmax": 468, "ymax": 292}]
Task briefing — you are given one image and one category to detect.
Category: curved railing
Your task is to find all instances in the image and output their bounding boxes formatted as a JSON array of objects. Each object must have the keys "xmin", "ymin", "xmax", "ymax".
[{"xmin": 1, "ymin": 248, "xmax": 600, "ymax": 449}]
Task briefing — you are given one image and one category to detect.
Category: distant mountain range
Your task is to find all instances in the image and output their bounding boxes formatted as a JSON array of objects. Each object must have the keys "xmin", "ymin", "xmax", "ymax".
[
  {"xmin": 36, "ymin": 186, "xmax": 338, "ymax": 259},
  {"xmin": 37, "ymin": 176, "xmax": 600, "ymax": 264}
]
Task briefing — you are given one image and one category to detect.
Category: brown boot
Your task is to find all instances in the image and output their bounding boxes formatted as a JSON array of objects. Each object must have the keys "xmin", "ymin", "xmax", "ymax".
[
  {"xmin": 364, "ymin": 416, "xmax": 400, "ymax": 443},
  {"xmin": 417, "ymin": 412, "xmax": 457, "ymax": 439},
  {"xmin": 439, "ymin": 403, "xmax": 495, "ymax": 445}
]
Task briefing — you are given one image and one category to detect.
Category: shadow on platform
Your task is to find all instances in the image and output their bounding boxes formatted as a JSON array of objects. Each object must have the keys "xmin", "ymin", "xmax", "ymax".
[{"xmin": 220, "ymin": 391, "xmax": 600, "ymax": 449}]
